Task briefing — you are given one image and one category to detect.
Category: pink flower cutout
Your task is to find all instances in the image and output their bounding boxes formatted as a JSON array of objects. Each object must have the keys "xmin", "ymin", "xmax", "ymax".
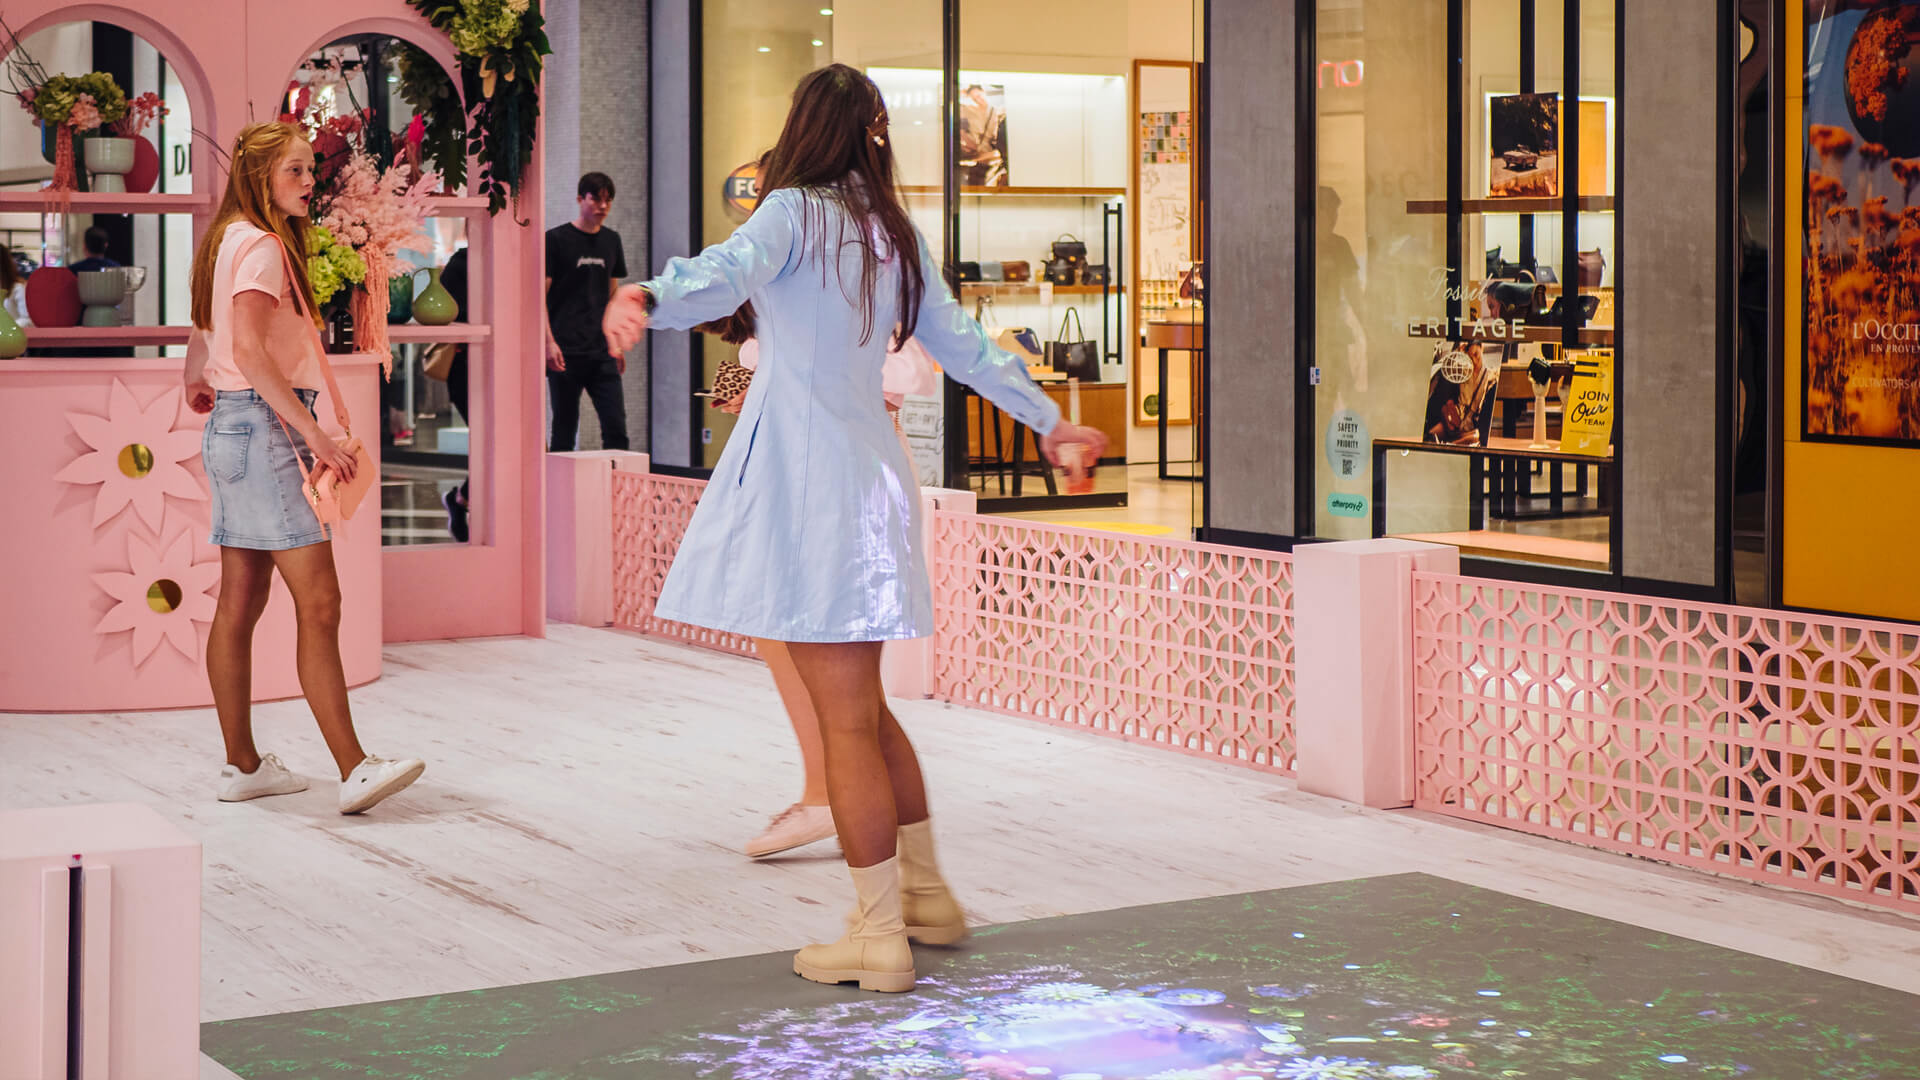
[
  {"xmin": 92, "ymin": 530, "xmax": 219, "ymax": 667},
  {"xmin": 54, "ymin": 380, "xmax": 206, "ymax": 530}
]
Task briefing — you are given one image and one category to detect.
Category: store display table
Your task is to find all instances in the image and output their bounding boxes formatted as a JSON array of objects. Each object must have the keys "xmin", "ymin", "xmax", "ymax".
[
  {"xmin": 1144, "ymin": 313, "xmax": 1204, "ymax": 482},
  {"xmin": 1370, "ymin": 435, "xmax": 1616, "ymax": 545}
]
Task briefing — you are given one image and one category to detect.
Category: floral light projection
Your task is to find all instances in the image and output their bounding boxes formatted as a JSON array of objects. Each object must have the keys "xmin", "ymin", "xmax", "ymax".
[
  {"xmin": 92, "ymin": 530, "xmax": 218, "ymax": 666},
  {"xmin": 53, "ymin": 380, "xmax": 205, "ymax": 529}
]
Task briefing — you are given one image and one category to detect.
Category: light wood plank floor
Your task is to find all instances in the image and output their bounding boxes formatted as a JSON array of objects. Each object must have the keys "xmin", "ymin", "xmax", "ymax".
[{"xmin": 4, "ymin": 624, "xmax": 1917, "ymax": 1051}]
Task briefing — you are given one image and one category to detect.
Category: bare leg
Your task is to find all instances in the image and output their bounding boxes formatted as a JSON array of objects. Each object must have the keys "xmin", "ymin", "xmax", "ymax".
[
  {"xmin": 785, "ymin": 641, "xmax": 932, "ymax": 868},
  {"xmin": 270, "ymin": 541, "xmax": 366, "ymax": 780},
  {"xmin": 756, "ymin": 639, "xmax": 829, "ymax": 806},
  {"xmin": 207, "ymin": 547, "xmax": 275, "ymax": 773}
]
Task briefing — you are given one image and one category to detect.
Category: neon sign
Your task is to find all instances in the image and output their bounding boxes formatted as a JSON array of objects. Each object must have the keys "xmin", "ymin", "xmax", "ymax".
[{"xmin": 1318, "ymin": 59, "xmax": 1365, "ymax": 89}]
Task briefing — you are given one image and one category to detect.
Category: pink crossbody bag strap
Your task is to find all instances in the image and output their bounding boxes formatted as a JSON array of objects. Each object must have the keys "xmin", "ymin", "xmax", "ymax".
[{"xmin": 263, "ymin": 237, "xmax": 353, "ymax": 483}]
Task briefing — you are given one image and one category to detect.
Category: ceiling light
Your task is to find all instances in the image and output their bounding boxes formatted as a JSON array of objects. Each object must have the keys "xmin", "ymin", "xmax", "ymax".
[
  {"xmin": 821, "ymin": 8, "xmax": 834, "ymax": 15},
  {"xmin": 757, "ymin": 46, "xmax": 771, "ymax": 53},
  {"xmin": 812, "ymin": 39, "xmax": 824, "ymax": 47}
]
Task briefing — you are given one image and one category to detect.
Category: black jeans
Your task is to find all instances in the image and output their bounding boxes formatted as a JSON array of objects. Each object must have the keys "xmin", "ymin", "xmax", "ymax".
[{"xmin": 547, "ymin": 352, "xmax": 629, "ymax": 452}]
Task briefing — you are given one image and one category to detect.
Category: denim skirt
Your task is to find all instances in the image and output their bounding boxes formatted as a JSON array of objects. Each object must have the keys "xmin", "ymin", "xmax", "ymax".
[{"xmin": 203, "ymin": 389, "xmax": 329, "ymax": 550}]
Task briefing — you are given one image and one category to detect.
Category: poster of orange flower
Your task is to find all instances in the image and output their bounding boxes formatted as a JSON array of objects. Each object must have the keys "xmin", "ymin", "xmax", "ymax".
[{"xmin": 1804, "ymin": 0, "xmax": 1920, "ymax": 445}]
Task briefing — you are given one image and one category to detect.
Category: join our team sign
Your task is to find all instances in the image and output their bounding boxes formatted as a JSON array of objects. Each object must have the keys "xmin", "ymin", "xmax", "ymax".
[{"xmin": 1560, "ymin": 349, "xmax": 1614, "ymax": 457}]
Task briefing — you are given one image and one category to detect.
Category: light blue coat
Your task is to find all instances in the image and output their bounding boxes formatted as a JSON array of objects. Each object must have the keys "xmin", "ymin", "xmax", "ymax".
[{"xmin": 644, "ymin": 185, "xmax": 1061, "ymax": 642}]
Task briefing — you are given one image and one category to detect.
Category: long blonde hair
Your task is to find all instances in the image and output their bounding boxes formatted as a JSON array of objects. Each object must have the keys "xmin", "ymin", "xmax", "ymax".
[{"xmin": 190, "ymin": 122, "xmax": 320, "ymax": 330}]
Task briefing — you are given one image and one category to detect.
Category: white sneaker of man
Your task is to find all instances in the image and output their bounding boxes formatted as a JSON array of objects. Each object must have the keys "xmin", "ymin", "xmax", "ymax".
[
  {"xmin": 217, "ymin": 753, "xmax": 310, "ymax": 802},
  {"xmin": 338, "ymin": 755, "xmax": 427, "ymax": 815}
]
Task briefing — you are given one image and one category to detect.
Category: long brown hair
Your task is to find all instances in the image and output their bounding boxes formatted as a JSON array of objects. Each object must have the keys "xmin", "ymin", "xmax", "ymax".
[
  {"xmin": 757, "ymin": 64, "xmax": 923, "ymax": 347},
  {"xmin": 0, "ymin": 243, "xmax": 20, "ymax": 295},
  {"xmin": 190, "ymin": 122, "xmax": 320, "ymax": 331}
]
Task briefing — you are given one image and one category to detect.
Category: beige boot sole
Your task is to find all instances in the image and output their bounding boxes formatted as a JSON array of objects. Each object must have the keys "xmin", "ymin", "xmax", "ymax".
[
  {"xmin": 792, "ymin": 955, "xmax": 916, "ymax": 993},
  {"xmin": 906, "ymin": 919, "xmax": 969, "ymax": 946}
]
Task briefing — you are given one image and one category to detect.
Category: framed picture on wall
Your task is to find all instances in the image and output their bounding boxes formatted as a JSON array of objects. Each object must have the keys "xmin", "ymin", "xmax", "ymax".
[
  {"xmin": 1488, "ymin": 92, "xmax": 1560, "ymax": 199},
  {"xmin": 958, "ymin": 84, "xmax": 1009, "ymax": 187},
  {"xmin": 1133, "ymin": 59, "xmax": 1202, "ymax": 427}
]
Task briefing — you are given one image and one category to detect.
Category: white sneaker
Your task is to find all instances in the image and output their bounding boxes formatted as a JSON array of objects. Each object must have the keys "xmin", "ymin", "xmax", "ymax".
[
  {"xmin": 745, "ymin": 803, "xmax": 837, "ymax": 858},
  {"xmin": 217, "ymin": 753, "xmax": 310, "ymax": 802},
  {"xmin": 338, "ymin": 755, "xmax": 426, "ymax": 815}
]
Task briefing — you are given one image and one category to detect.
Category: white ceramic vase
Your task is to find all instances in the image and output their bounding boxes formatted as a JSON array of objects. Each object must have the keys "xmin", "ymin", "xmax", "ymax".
[{"xmin": 84, "ymin": 137, "xmax": 137, "ymax": 194}]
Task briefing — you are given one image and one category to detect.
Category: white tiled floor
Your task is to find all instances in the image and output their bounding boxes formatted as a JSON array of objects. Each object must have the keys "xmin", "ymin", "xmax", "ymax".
[{"xmin": 2, "ymin": 624, "xmax": 1915, "ymax": 1071}]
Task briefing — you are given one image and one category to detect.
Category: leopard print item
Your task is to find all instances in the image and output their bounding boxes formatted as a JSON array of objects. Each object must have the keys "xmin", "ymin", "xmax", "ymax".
[{"xmin": 709, "ymin": 356, "xmax": 753, "ymax": 402}]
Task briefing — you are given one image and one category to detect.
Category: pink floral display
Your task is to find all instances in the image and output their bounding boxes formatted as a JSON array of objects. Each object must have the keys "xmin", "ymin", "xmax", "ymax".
[{"xmin": 315, "ymin": 149, "xmax": 441, "ymax": 369}]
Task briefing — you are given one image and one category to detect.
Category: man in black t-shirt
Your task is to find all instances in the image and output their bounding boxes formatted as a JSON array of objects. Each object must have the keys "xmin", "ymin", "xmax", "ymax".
[{"xmin": 544, "ymin": 172, "xmax": 629, "ymax": 451}]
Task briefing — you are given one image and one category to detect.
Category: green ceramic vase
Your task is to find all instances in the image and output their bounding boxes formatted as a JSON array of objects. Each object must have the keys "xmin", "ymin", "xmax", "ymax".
[
  {"xmin": 387, "ymin": 272, "xmax": 413, "ymax": 323},
  {"xmin": 411, "ymin": 267, "xmax": 457, "ymax": 326},
  {"xmin": 0, "ymin": 302, "xmax": 25, "ymax": 359}
]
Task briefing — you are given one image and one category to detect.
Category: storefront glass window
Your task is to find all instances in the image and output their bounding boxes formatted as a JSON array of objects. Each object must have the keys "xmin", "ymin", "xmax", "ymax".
[{"xmin": 1314, "ymin": 0, "xmax": 1618, "ymax": 574}]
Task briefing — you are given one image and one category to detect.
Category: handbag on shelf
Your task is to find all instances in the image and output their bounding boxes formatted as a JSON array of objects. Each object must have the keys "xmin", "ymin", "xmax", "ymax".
[
  {"xmin": 422, "ymin": 341, "xmax": 459, "ymax": 382},
  {"xmin": 955, "ymin": 261, "xmax": 982, "ymax": 283},
  {"xmin": 272, "ymin": 240, "xmax": 373, "ymax": 528},
  {"xmin": 980, "ymin": 260, "xmax": 1006, "ymax": 282},
  {"xmin": 1044, "ymin": 257, "xmax": 1077, "ymax": 287},
  {"xmin": 1577, "ymin": 249, "xmax": 1606, "ymax": 288},
  {"xmin": 1485, "ymin": 270, "xmax": 1543, "ymax": 322},
  {"xmin": 1045, "ymin": 307, "xmax": 1101, "ymax": 382},
  {"xmin": 1002, "ymin": 259, "xmax": 1032, "ymax": 282},
  {"xmin": 1050, "ymin": 234, "xmax": 1087, "ymax": 267},
  {"xmin": 1081, "ymin": 264, "xmax": 1111, "ymax": 286},
  {"xmin": 1528, "ymin": 292, "xmax": 1603, "ymax": 327}
]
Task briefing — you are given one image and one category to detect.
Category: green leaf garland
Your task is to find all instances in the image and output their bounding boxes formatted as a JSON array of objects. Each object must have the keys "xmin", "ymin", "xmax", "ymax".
[{"xmin": 408, "ymin": 0, "xmax": 551, "ymax": 220}]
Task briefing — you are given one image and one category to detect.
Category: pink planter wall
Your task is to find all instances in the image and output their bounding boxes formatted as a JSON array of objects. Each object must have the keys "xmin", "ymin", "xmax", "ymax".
[{"xmin": 0, "ymin": 358, "xmax": 383, "ymax": 712}]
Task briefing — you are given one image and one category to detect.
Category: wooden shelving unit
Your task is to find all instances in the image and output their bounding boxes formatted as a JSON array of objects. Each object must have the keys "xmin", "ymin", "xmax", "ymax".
[
  {"xmin": 1406, "ymin": 195, "xmax": 1615, "ymax": 215},
  {"xmin": 900, "ymin": 185, "xmax": 1126, "ymax": 198},
  {"xmin": 23, "ymin": 323, "xmax": 492, "ymax": 347},
  {"xmin": 960, "ymin": 283, "xmax": 1124, "ymax": 298}
]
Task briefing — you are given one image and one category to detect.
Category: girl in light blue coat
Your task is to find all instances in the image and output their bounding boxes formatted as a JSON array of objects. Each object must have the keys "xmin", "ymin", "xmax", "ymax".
[{"xmin": 605, "ymin": 64, "xmax": 1107, "ymax": 993}]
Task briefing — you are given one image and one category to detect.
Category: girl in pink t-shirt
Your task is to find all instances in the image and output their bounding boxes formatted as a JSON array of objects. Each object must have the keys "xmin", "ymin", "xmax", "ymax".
[{"xmin": 182, "ymin": 121, "xmax": 424, "ymax": 815}]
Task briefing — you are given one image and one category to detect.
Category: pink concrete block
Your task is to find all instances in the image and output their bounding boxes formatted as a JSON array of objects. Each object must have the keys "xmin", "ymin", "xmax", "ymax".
[
  {"xmin": 1293, "ymin": 539, "xmax": 1459, "ymax": 809},
  {"xmin": 882, "ymin": 487, "xmax": 978, "ymax": 700},
  {"xmin": 0, "ymin": 804, "xmax": 200, "ymax": 1080},
  {"xmin": 547, "ymin": 451, "xmax": 650, "ymax": 626}
]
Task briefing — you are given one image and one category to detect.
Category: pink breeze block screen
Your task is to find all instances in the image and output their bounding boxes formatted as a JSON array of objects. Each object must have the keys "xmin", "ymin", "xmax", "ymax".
[
  {"xmin": 1412, "ymin": 572, "xmax": 1920, "ymax": 913},
  {"xmin": 610, "ymin": 471, "xmax": 758, "ymax": 658},
  {"xmin": 928, "ymin": 512, "xmax": 1296, "ymax": 774}
]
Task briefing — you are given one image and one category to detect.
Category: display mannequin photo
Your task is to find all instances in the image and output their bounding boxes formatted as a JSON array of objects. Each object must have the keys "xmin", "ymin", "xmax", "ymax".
[
  {"xmin": 603, "ymin": 63, "xmax": 1108, "ymax": 994},
  {"xmin": 545, "ymin": 172, "xmax": 629, "ymax": 451},
  {"xmin": 182, "ymin": 121, "xmax": 425, "ymax": 815}
]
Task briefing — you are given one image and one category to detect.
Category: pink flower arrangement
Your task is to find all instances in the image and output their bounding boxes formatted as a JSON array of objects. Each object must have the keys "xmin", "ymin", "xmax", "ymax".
[
  {"xmin": 315, "ymin": 147, "xmax": 442, "ymax": 369},
  {"xmin": 66, "ymin": 92, "xmax": 101, "ymax": 132},
  {"xmin": 109, "ymin": 91, "xmax": 169, "ymax": 138}
]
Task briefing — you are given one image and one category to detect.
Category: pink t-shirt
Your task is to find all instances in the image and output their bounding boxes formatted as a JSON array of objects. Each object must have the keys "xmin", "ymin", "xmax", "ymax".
[{"xmin": 200, "ymin": 222, "xmax": 325, "ymax": 392}]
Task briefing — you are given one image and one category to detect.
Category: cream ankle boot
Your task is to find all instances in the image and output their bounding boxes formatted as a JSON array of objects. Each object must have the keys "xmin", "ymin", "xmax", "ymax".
[
  {"xmin": 898, "ymin": 819, "xmax": 969, "ymax": 945},
  {"xmin": 794, "ymin": 857, "xmax": 916, "ymax": 993}
]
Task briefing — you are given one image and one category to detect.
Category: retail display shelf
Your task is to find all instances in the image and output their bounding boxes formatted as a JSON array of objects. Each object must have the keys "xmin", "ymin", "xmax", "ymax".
[
  {"xmin": 387, "ymin": 324, "xmax": 491, "ymax": 342},
  {"xmin": 0, "ymin": 191, "xmax": 211, "ymax": 214},
  {"xmin": 960, "ymin": 283, "xmax": 1124, "ymax": 297},
  {"xmin": 1406, "ymin": 321, "xmax": 1615, "ymax": 346},
  {"xmin": 20, "ymin": 324, "xmax": 493, "ymax": 347},
  {"xmin": 901, "ymin": 185, "xmax": 1126, "ymax": 198},
  {"xmin": 422, "ymin": 196, "xmax": 493, "ymax": 214},
  {"xmin": 23, "ymin": 326, "xmax": 193, "ymax": 346},
  {"xmin": 1405, "ymin": 196, "xmax": 1616, "ymax": 215}
]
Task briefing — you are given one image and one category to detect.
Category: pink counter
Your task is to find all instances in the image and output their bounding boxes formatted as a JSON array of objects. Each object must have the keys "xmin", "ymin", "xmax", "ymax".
[{"xmin": 0, "ymin": 354, "xmax": 383, "ymax": 712}]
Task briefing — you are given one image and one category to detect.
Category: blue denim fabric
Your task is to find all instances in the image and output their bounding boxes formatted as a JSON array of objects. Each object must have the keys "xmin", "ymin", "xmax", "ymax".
[{"xmin": 203, "ymin": 389, "xmax": 329, "ymax": 550}]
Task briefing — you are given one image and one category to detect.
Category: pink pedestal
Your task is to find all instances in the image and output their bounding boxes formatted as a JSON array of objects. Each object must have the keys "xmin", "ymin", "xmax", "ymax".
[
  {"xmin": 882, "ymin": 486, "xmax": 977, "ymax": 700},
  {"xmin": 546, "ymin": 451, "xmax": 651, "ymax": 626},
  {"xmin": 1293, "ymin": 539, "xmax": 1459, "ymax": 808},
  {"xmin": 0, "ymin": 357, "xmax": 383, "ymax": 711},
  {"xmin": 0, "ymin": 803, "xmax": 200, "ymax": 1080}
]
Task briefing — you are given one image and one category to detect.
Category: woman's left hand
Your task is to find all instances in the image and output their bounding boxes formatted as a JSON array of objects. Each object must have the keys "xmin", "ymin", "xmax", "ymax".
[{"xmin": 604, "ymin": 285, "xmax": 653, "ymax": 357}]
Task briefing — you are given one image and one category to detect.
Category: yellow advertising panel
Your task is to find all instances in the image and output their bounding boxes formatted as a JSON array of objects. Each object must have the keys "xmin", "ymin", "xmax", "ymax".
[{"xmin": 1560, "ymin": 349, "xmax": 1614, "ymax": 457}]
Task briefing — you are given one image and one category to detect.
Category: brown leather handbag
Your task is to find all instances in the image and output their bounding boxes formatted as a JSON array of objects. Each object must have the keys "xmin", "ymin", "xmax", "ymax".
[{"xmin": 1002, "ymin": 260, "xmax": 1031, "ymax": 282}]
